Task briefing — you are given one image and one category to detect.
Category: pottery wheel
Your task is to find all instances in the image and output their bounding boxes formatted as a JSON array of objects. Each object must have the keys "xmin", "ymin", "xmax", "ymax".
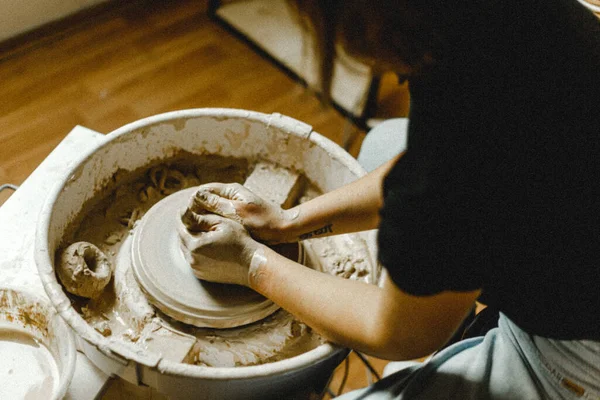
[{"xmin": 131, "ymin": 187, "xmax": 294, "ymax": 329}]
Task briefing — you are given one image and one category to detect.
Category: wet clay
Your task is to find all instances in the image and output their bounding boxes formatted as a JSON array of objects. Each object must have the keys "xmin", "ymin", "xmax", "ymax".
[
  {"xmin": 57, "ymin": 242, "xmax": 112, "ymax": 299},
  {"xmin": 0, "ymin": 329, "xmax": 59, "ymax": 400},
  {"xmin": 59, "ymin": 154, "xmax": 374, "ymax": 367},
  {"xmin": 133, "ymin": 187, "xmax": 288, "ymax": 329}
]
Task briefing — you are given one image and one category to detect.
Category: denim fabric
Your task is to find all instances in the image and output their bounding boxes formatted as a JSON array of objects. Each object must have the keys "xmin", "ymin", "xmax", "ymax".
[
  {"xmin": 337, "ymin": 314, "xmax": 600, "ymax": 399},
  {"xmin": 357, "ymin": 118, "xmax": 408, "ymax": 172}
]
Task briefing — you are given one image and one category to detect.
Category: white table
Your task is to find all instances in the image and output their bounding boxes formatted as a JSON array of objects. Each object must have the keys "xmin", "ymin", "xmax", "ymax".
[{"xmin": 0, "ymin": 126, "xmax": 112, "ymax": 400}]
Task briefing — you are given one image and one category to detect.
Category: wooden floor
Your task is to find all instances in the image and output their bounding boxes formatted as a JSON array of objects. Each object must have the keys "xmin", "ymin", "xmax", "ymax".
[
  {"xmin": 0, "ymin": 0, "xmax": 412, "ymax": 397},
  {"xmin": 0, "ymin": 0, "xmax": 411, "ymax": 206}
]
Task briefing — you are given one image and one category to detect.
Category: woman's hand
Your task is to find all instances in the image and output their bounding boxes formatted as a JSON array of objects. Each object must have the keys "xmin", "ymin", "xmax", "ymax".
[
  {"xmin": 178, "ymin": 210, "xmax": 262, "ymax": 286},
  {"xmin": 187, "ymin": 183, "xmax": 295, "ymax": 244}
]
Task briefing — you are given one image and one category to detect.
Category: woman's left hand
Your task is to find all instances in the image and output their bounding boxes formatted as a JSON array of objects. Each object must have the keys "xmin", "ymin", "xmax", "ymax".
[
  {"xmin": 178, "ymin": 208, "xmax": 261, "ymax": 287},
  {"xmin": 186, "ymin": 183, "xmax": 293, "ymax": 244}
]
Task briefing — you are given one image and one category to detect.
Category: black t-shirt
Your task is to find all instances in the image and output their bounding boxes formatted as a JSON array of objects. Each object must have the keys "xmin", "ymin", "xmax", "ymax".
[{"xmin": 378, "ymin": 0, "xmax": 600, "ymax": 340}]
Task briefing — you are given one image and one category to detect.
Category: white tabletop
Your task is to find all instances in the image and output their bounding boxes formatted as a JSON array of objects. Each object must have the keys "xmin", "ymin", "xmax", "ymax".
[{"xmin": 0, "ymin": 126, "xmax": 111, "ymax": 400}]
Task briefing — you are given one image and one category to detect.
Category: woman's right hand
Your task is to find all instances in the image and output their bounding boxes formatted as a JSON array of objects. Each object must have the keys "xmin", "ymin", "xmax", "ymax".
[{"xmin": 186, "ymin": 183, "xmax": 296, "ymax": 244}]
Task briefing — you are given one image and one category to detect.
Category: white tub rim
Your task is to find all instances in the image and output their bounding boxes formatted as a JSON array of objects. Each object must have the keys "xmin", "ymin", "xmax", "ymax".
[{"xmin": 35, "ymin": 108, "xmax": 366, "ymax": 379}]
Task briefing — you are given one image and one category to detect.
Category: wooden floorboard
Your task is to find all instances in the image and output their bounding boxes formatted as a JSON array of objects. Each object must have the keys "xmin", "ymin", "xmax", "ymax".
[
  {"xmin": 0, "ymin": 0, "xmax": 370, "ymax": 194},
  {"xmin": 0, "ymin": 0, "xmax": 412, "ymax": 396}
]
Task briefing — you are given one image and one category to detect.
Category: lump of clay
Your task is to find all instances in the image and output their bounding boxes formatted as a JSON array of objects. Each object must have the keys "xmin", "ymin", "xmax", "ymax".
[{"xmin": 58, "ymin": 242, "xmax": 112, "ymax": 298}]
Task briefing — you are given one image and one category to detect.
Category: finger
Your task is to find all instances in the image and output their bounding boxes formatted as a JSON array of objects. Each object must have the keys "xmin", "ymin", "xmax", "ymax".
[
  {"xmin": 188, "ymin": 188, "xmax": 221, "ymax": 214},
  {"xmin": 196, "ymin": 183, "xmax": 233, "ymax": 199},
  {"xmin": 219, "ymin": 183, "xmax": 250, "ymax": 202},
  {"xmin": 181, "ymin": 207, "xmax": 202, "ymax": 231},
  {"xmin": 178, "ymin": 230, "xmax": 217, "ymax": 256},
  {"xmin": 177, "ymin": 216, "xmax": 222, "ymax": 252},
  {"xmin": 180, "ymin": 208, "xmax": 224, "ymax": 232},
  {"xmin": 199, "ymin": 182, "xmax": 253, "ymax": 202},
  {"xmin": 178, "ymin": 227, "xmax": 206, "ymax": 254},
  {"xmin": 190, "ymin": 188, "xmax": 241, "ymax": 222}
]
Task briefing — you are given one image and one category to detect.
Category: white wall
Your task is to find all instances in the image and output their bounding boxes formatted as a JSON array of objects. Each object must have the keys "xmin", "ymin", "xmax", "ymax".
[{"xmin": 0, "ymin": 0, "xmax": 108, "ymax": 42}]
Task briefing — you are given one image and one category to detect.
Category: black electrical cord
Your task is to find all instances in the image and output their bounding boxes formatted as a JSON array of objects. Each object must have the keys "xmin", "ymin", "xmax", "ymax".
[
  {"xmin": 337, "ymin": 355, "xmax": 350, "ymax": 396},
  {"xmin": 326, "ymin": 354, "xmax": 351, "ymax": 398},
  {"xmin": 354, "ymin": 351, "xmax": 381, "ymax": 381}
]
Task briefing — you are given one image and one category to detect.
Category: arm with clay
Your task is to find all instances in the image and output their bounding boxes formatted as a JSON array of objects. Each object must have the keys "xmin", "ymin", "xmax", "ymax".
[
  {"xmin": 188, "ymin": 155, "xmax": 400, "ymax": 244},
  {"xmin": 180, "ymin": 154, "xmax": 479, "ymax": 359},
  {"xmin": 178, "ymin": 212, "xmax": 479, "ymax": 360},
  {"xmin": 251, "ymin": 246, "xmax": 480, "ymax": 360}
]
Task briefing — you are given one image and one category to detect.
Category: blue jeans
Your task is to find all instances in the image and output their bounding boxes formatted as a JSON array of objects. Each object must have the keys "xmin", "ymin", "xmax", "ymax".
[
  {"xmin": 357, "ymin": 118, "xmax": 408, "ymax": 172},
  {"xmin": 338, "ymin": 314, "xmax": 600, "ymax": 399}
]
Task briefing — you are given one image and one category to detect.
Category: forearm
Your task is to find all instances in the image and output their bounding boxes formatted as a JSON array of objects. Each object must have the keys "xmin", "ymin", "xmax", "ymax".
[
  {"xmin": 249, "ymin": 245, "xmax": 388, "ymax": 354},
  {"xmin": 249, "ymin": 245, "xmax": 480, "ymax": 360},
  {"xmin": 280, "ymin": 155, "xmax": 400, "ymax": 242}
]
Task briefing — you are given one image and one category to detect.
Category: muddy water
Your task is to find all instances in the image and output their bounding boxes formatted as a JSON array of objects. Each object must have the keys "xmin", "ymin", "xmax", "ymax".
[{"xmin": 0, "ymin": 329, "xmax": 59, "ymax": 400}]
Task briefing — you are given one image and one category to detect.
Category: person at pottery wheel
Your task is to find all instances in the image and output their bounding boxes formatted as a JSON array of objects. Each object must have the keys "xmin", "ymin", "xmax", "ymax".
[{"xmin": 179, "ymin": 0, "xmax": 600, "ymax": 398}]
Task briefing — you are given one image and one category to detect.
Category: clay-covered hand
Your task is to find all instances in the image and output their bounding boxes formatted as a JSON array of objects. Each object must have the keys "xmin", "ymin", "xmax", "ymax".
[
  {"xmin": 186, "ymin": 183, "xmax": 294, "ymax": 244},
  {"xmin": 178, "ymin": 210, "xmax": 262, "ymax": 287}
]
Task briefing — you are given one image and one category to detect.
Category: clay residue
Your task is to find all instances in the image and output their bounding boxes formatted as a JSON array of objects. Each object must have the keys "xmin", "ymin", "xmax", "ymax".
[
  {"xmin": 304, "ymin": 236, "xmax": 371, "ymax": 282},
  {"xmin": 167, "ymin": 310, "xmax": 322, "ymax": 367},
  {"xmin": 58, "ymin": 154, "xmax": 376, "ymax": 367},
  {"xmin": 0, "ymin": 290, "xmax": 50, "ymax": 339}
]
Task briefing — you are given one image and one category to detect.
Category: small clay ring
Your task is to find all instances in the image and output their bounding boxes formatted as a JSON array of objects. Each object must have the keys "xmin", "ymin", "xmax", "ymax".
[{"xmin": 58, "ymin": 242, "xmax": 112, "ymax": 299}]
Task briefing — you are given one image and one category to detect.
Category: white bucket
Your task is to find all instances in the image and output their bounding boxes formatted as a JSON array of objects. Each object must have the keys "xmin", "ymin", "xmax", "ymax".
[
  {"xmin": 0, "ymin": 286, "xmax": 76, "ymax": 400},
  {"xmin": 35, "ymin": 108, "xmax": 379, "ymax": 399}
]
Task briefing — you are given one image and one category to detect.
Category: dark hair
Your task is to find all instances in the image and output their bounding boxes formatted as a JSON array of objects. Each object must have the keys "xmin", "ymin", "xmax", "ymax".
[{"xmin": 290, "ymin": 0, "xmax": 468, "ymax": 100}]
